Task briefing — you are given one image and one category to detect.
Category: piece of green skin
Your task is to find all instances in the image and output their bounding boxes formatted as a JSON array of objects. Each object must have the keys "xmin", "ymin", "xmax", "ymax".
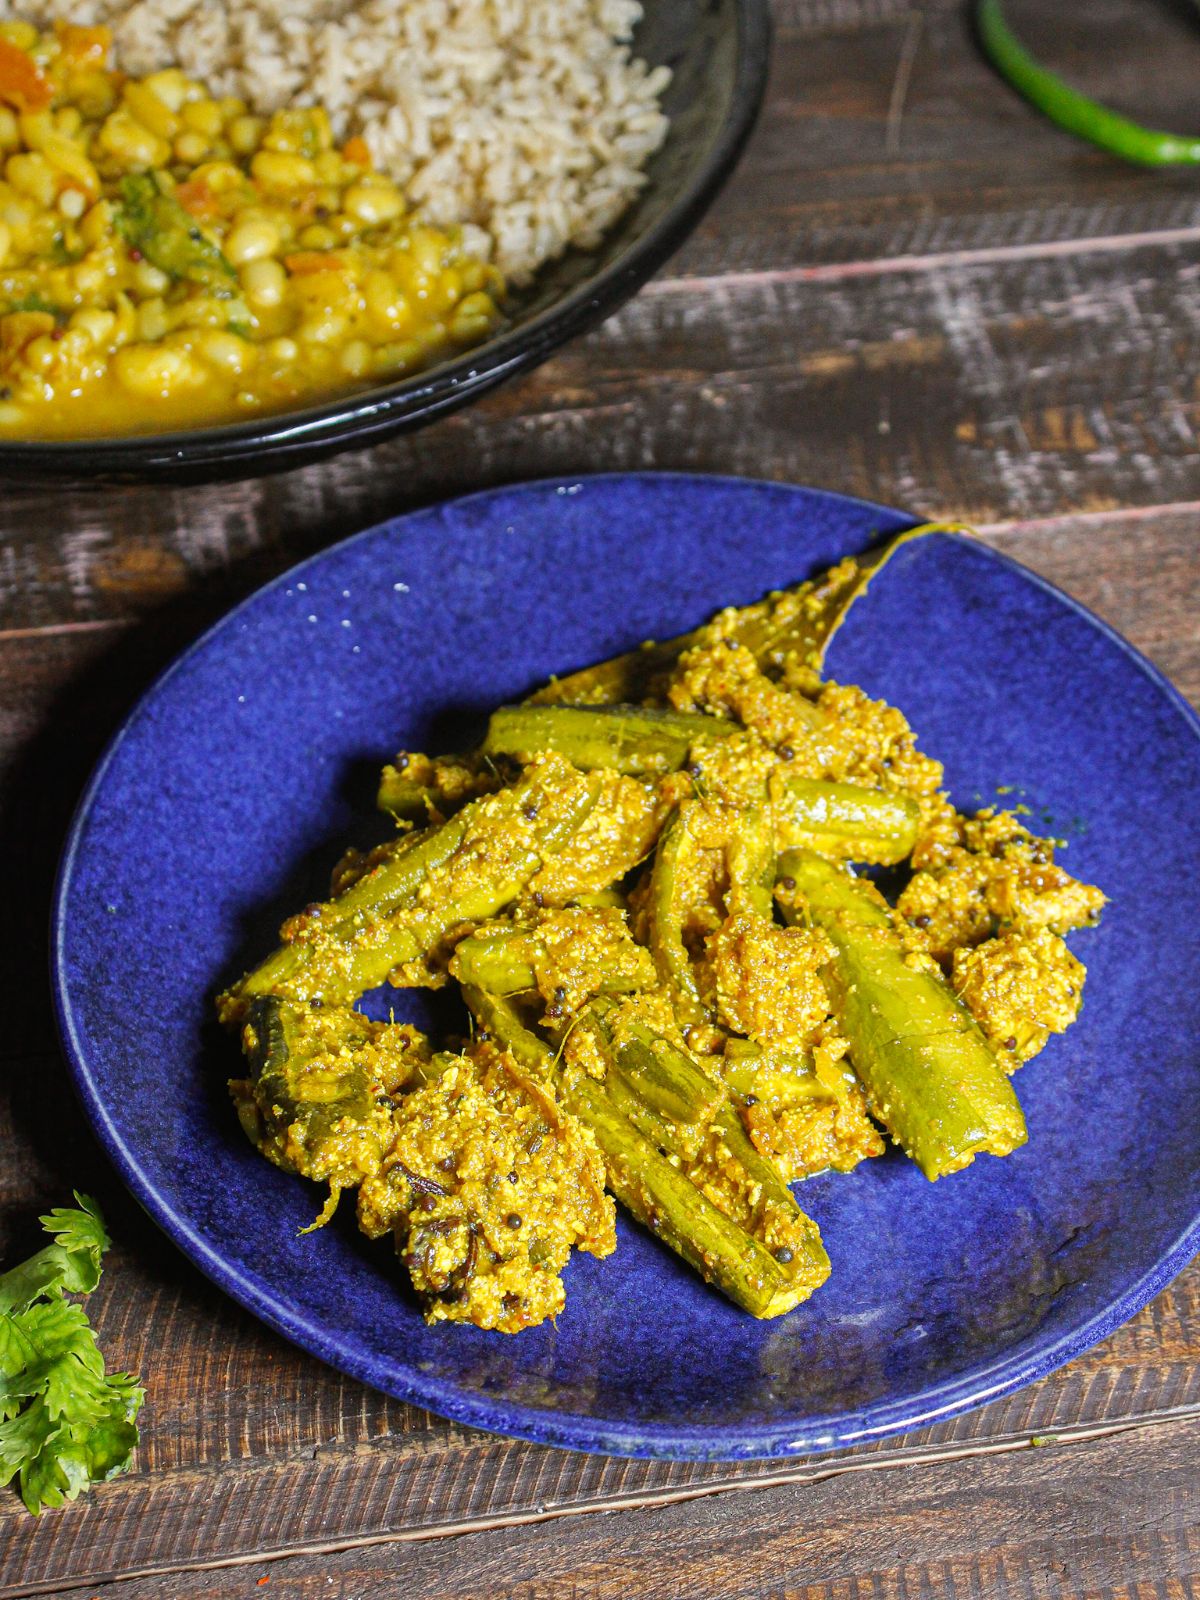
[
  {"xmin": 570, "ymin": 1073, "xmax": 825, "ymax": 1319},
  {"xmin": 450, "ymin": 927, "xmax": 656, "ymax": 998},
  {"xmin": 483, "ymin": 703, "xmax": 739, "ymax": 776},
  {"xmin": 376, "ymin": 755, "xmax": 503, "ymax": 822},
  {"xmin": 376, "ymin": 768, "xmax": 448, "ymax": 820},
  {"xmin": 778, "ymin": 849, "xmax": 1027, "ymax": 1180},
  {"xmin": 484, "ymin": 710, "xmax": 917, "ymax": 865},
  {"xmin": 239, "ymin": 997, "xmax": 390, "ymax": 1178},
  {"xmin": 774, "ymin": 777, "xmax": 919, "ymax": 866},
  {"xmin": 722, "ymin": 803, "xmax": 774, "ymax": 919},
  {"xmin": 978, "ymin": 0, "xmax": 1200, "ymax": 167},
  {"xmin": 583, "ymin": 996, "xmax": 723, "ymax": 1127},
  {"xmin": 524, "ymin": 523, "xmax": 955, "ymax": 706},
  {"xmin": 645, "ymin": 807, "xmax": 712, "ymax": 1030},
  {"xmin": 721, "ymin": 1042, "xmax": 831, "ymax": 1109}
]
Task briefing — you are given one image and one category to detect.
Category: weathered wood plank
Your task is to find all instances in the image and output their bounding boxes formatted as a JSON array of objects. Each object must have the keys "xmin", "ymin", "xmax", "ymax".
[
  {"xmin": 5, "ymin": 239, "xmax": 1200, "ymax": 635},
  {"xmin": 40, "ymin": 1412, "xmax": 1200, "ymax": 1600},
  {"xmin": 2, "ymin": 1313, "xmax": 1199, "ymax": 1598},
  {"xmin": 686, "ymin": 0, "xmax": 1200, "ymax": 278},
  {"xmin": 3, "ymin": 2, "xmax": 1200, "ymax": 631}
]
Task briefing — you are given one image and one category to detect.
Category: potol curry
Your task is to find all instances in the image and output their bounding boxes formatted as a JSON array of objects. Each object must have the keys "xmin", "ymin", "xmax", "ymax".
[
  {"xmin": 220, "ymin": 527, "xmax": 1105, "ymax": 1333},
  {"xmin": 0, "ymin": 22, "xmax": 502, "ymax": 436}
]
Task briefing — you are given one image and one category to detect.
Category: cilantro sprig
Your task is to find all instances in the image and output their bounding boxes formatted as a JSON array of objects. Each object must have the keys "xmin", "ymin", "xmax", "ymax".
[{"xmin": 0, "ymin": 1195, "xmax": 143, "ymax": 1514}]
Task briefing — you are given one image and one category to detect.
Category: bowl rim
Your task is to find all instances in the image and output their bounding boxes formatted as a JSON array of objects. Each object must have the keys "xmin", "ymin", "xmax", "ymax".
[
  {"xmin": 0, "ymin": 0, "xmax": 772, "ymax": 475},
  {"xmin": 49, "ymin": 470, "xmax": 1200, "ymax": 1460}
]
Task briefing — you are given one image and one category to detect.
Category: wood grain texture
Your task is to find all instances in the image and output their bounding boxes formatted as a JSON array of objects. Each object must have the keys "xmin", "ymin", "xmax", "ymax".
[
  {"xmin": 4, "ymin": 3, "xmax": 1200, "ymax": 635},
  {"xmin": 2, "ymin": 0, "xmax": 1200, "ymax": 1593},
  {"xmin": 41, "ymin": 1416, "xmax": 1200, "ymax": 1600},
  {"xmin": 5, "ymin": 240, "xmax": 1200, "ymax": 636},
  {"xmin": 688, "ymin": 0, "xmax": 1200, "ymax": 277}
]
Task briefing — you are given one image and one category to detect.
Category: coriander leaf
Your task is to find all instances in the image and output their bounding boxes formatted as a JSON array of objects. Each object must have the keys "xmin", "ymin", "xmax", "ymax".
[
  {"xmin": 79, "ymin": 1402, "xmax": 140, "ymax": 1478},
  {"xmin": 11, "ymin": 1299, "xmax": 107, "ymax": 1416},
  {"xmin": 18, "ymin": 1414, "xmax": 82, "ymax": 1513},
  {"xmin": 40, "ymin": 1194, "xmax": 109, "ymax": 1294},
  {"xmin": 117, "ymin": 172, "xmax": 236, "ymax": 289},
  {"xmin": 0, "ymin": 1396, "xmax": 59, "ymax": 1489},
  {"xmin": 0, "ymin": 1311, "xmax": 37, "ymax": 1390},
  {"xmin": 0, "ymin": 1197, "xmax": 143, "ymax": 1514},
  {"xmin": 0, "ymin": 1193, "xmax": 107, "ymax": 1314},
  {"xmin": 0, "ymin": 1251, "xmax": 72, "ymax": 1317}
]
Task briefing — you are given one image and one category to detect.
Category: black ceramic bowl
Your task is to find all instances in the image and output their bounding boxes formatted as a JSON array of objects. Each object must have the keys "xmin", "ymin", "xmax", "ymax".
[{"xmin": 4, "ymin": 0, "xmax": 770, "ymax": 482}]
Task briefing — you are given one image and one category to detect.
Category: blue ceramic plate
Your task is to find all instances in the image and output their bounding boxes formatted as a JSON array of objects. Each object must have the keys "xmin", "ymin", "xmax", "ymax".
[{"xmin": 53, "ymin": 475, "xmax": 1200, "ymax": 1460}]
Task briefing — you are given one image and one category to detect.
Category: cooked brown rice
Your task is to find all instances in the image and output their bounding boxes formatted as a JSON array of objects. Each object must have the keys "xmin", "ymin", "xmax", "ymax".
[{"xmin": 4, "ymin": 0, "xmax": 671, "ymax": 284}]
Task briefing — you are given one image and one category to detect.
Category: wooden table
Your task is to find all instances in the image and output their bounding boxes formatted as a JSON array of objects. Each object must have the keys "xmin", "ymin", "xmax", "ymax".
[{"xmin": 4, "ymin": 1, "xmax": 1200, "ymax": 1593}]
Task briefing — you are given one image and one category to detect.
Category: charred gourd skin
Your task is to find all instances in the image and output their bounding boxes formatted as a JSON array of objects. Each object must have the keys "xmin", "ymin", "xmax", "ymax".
[{"xmin": 221, "ymin": 529, "xmax": 1104, "ymax": 1330}]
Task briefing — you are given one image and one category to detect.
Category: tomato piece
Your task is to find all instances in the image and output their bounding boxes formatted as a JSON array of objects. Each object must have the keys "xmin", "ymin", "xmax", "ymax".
[
  {"xmin": 0, "ymin": 37, "xmax": 52, "ymax": 112},
  {"xmin": 284, "ymin": 250, "xmax": 352, "ymax": 276},
  {"xmin": 174, "ymin": 177, "xmax": 221, "ymax": 219}
]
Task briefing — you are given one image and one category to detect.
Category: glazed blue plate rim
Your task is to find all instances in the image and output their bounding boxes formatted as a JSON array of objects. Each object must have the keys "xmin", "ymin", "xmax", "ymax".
[{"xmin": 50, "ymin": 472, "xmax": 1200, "ymax": 1461}]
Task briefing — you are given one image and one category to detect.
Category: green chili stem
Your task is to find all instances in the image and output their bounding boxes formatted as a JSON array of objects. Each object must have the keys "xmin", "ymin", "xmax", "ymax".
[{"xmin": 978, "ymin": 0, "xmax": 1200, "ymax": 167}]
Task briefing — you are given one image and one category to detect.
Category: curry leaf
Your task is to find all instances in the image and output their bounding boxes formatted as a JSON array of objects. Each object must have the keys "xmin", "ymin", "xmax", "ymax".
[{"xmin": 117, "ymin": 172, "xmax": 236, "ymax": 289}]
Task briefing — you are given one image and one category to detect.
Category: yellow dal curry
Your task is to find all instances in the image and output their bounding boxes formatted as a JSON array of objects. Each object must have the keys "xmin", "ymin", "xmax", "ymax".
[{"xmin": 0, "ymin": 21, "xmax": 503, "ymax": 436}]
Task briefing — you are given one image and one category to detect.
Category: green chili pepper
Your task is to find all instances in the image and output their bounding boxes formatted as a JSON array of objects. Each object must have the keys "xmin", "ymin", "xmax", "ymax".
[{"xmin": 978, "ymin": 0, "xmax": 1200, "ymax": 167}]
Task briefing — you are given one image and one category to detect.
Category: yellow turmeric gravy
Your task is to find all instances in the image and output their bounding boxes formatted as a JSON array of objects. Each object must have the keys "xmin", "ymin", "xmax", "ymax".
[{"xmin": 0, "ymin": 21, "xmax": 503, "ymax": 437}]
